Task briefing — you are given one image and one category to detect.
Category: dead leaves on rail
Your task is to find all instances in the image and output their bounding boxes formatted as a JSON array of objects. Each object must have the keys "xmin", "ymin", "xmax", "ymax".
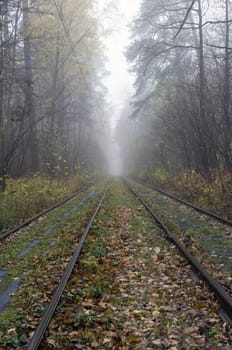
[{"xmin": 42, "ymin": 181, "xmax": 232, "ymax": 349}]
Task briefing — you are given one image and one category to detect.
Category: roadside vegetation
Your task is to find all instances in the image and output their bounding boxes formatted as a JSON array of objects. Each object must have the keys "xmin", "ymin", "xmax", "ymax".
[
  {"xmin": 116, "ymin": 0, "xmax": 232, "ymax": 221},
  {"xmin": 137, "ymin": 169, "xmax": 232, "ymax": 220},
  {"xmin": 0, "ymin": 173, "xmax": 94, "ymax": 233}
]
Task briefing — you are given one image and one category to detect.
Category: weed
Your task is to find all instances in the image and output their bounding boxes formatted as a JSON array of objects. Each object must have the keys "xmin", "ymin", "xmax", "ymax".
[
  {"xmin": 52, "ymin": 336, "xmax": 74, "ymax": 349},
  {"xmin": 81, "ymin": 256, "xmax": 99, "ymax": 273},
  {"xmin": 84, "ymin": 280, "xmax": 108, "ymax": 299},
  {"xmin": 207, "ymin": 327, "xmax": 219, "ymax": 344},
  {"xmin": 91, "ymin": 245, "xmax": 107, "ymax": 258},
  {"xmin": 74, "ymin": 311, "xmax": 96, "ymax": 328},
  {"xmin": 137, "ymin": 169, "xmax": 232, "ymax": 219},
  {"xmin": 0, "ymin": 174, "xmax": 91, "ymax": 233}
]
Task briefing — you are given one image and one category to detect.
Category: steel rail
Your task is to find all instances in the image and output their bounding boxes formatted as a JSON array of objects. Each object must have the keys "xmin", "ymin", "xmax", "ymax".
[
  {"xmin": 132, "ymin": 179, "xmax": 232, "ymax": 226},
  {"xmin": 27, "ymin": 183, "xmax": 110, "ymax": 350},
  {"xmin": 0, "ymin": 184, "xmax": 93, "ymax": 241},
  {"xmin": 126, "ymin": 181, "xmax": 232, "ymax": 322}
]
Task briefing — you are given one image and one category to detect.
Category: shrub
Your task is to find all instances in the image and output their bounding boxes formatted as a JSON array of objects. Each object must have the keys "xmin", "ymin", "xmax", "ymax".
[{"xmin": 0, "ymin": 174, "xmax": 88, "ymax": 233}]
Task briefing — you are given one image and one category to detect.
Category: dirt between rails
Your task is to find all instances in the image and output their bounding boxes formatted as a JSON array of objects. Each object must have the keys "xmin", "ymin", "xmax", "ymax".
[{"xmin": 39, "ymin": 180, "xmax": 232, "ymax": 350}]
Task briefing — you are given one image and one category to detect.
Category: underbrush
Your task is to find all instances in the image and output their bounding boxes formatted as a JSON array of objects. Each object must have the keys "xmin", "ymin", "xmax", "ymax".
[
  {"xmin": 137, "ymin": 169, "xmax": 232, "ymax": 219},
  {"xmin": 0, "ymin": 173, "xmax": 92, "ymax": 233}
]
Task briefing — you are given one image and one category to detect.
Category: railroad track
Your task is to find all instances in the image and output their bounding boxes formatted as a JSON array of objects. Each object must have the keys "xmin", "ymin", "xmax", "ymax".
[
  {"xmin": 24, "ymin": 179, "xmax": 232, "ymax": 349},
  {"xmin": 132, "ymin": 178, "xmax": 232, "ymax": 226},
  {"xmin": 0, "ymin": 184, "xmax": 93, "ymax": 241},
  {"xmin": 128, "ymin": 178, "xmax": 232, "ymax": 273},
  {"xmin": 0, "ymin": 183, "xmax": 105, "ymax": 318},
  {"xmin": 0, "ymin": 179, "xmax": 231, "ymax": 347},
  {"xmin": 27, "ymin": 183, "xmax": 110, "ymax": 350},
  {"xmin": 125, "ymin": 181, "xmax": 232, "ymax": 321}
]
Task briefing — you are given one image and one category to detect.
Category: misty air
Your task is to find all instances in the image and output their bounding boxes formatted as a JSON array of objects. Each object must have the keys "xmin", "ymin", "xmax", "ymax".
[{"xmin": 0, "ymin": 0, "xmax": 231, "ymax": 348}]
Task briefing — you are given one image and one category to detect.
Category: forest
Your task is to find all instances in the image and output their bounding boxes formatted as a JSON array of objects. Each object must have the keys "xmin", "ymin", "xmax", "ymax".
[
  {"xmin": 0, "ymin": 1, "xmax": 232, "ymax": 348},
  {"xmin": 0, "ymin": 0, "xmax": 231, "ymax": 231},
  {"xmin": 0, "ymin": 0, "xmax": 108, "ymax": 186},
  {"xmin": 0, "ymin": 0, "xmax": 111, "ymax": 230},
  {"xmin": 117, "ymin": 0, "xmax": 232, "ymax": 217}
]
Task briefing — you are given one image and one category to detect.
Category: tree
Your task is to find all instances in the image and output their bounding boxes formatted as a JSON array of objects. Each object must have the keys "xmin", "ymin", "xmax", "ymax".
[
  {"xmin": 125, "ymin": 0, "xmax": 232, "ymax": 176},
  {"xmin": 22, "ymin": 0, "xmax": 40, "ymax": 172},
  {"xmin": 0, "ymin": 0, "xmax": 108, "ymax": 184}
]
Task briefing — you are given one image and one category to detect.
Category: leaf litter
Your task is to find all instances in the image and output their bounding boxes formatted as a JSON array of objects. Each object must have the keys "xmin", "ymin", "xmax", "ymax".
[
  {"xmin": 39, "ymin": 180, "xmax": 232, "ymax": 349},
  {"xmin": 129, "ymin": 180, "xmax": 232, "ymax": 296},
  {"xmin": 0, "ymin": 185, "xmax": 105, "ymax": 349}
]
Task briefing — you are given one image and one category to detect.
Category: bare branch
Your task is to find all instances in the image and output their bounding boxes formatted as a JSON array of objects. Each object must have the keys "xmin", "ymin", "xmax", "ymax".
[{"xmin": 173, "ymin": 0, "xmax": 196, "ymax": 40}]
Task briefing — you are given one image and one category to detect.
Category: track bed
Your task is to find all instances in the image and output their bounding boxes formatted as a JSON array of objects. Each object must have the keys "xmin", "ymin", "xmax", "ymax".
[{"xmin": 0, "ymin": 180, "xmax": 231, "ymax": 349}]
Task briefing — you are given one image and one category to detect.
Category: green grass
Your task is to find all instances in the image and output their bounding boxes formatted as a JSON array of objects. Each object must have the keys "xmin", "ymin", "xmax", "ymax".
[
  {"xmin": 137, "ymin": 169, "xmax": 232, "ymax": 219},
  {"xmin": 0, "ymin": 184, "xmax": 106, "ymax": 348},
  {"xmin": 0, "ymin": 174, "xmax": 92, "ymax": 233},
  {"xmin": 0, "ymin": 187, "xmax": 97, "ymax": 268},
  {"xmin": 130, "ymin": 180, "xmax": 232, "ymax": 272}
]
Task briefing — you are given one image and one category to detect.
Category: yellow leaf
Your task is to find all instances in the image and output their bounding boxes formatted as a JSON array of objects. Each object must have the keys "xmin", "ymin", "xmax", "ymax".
[
  {"xmin": 152, "ymin": 310, "xmax": 160, "ymax": 317},
  {"xmin": 128, "ymin": 335, "xmax": 141, "ymax": 344},
  {"xmin": 183, "ymin": 327, "xmax": 198, "ymax": 334}
]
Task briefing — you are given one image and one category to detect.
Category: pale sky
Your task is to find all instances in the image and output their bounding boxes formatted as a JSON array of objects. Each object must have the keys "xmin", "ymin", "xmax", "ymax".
[
  {"xmin": 97, "ymin": 0, "xmax": 140, "ymax": 122},
  {"xmin": 96, "ymin": 0, "xmax": 140, "ymax": 174}
]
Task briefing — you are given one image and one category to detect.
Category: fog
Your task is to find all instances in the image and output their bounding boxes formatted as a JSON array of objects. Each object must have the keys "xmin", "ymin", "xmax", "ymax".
[
  {"xmin": 0, "ymin": 0, "xmax": 231, "ymax": 185},
  {"xmin": 97, "ymin": 0, "xmax": 140, "ymax": 175},
  {"xmin": 104, "ymin": 0, "xmax": 232, "ymax": 175}
]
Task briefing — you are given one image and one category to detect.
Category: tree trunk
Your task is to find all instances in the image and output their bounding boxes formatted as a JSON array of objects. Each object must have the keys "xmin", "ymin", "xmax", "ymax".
[
  {"xmin": 223, "ymin": 0, "xmax": 232, "ymax": 168},
  {"xmin": 50, "ymin": 46, "xmax": 60, "ymax": 133},
  {"xmin": 0, "ymin": 2, "xmax": 5, "ymax": 191},
  {"xmin": 197, "ymin": 0, "xmax": 210, "ymax": 171},
  {"xmin": 22, "ymin": 0, "xmax": 39, "ymax": 173}
]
